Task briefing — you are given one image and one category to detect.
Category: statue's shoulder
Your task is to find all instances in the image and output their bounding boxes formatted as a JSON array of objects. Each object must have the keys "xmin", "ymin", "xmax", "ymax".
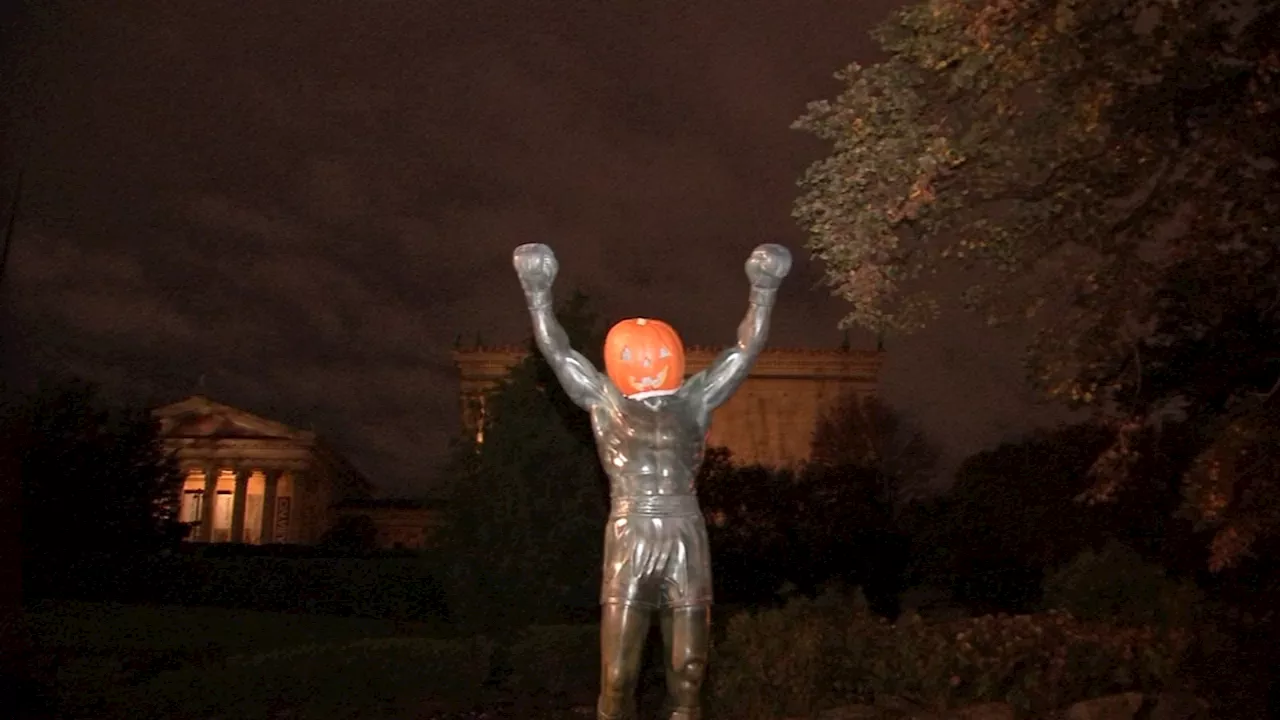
[
  {"xmin": 664, "ymin": 393, "xmax": 703, "ymax": 420},
  {"xmin": 672, "ymin": 384, "xmax": 707, "ymax": 407}
]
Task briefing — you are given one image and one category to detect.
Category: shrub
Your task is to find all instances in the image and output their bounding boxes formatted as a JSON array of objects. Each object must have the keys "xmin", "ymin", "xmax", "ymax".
[
  {"xmin": 1042, "ymin": 541, "xmax": 1202, "ymax": 628},
  {"xmin": 710, "ymin": 589, "xmax": 1189, "ymax": 718},
  {"xmin": 119, "ymin": 636, "xmax": 495, "ymax": 719}
]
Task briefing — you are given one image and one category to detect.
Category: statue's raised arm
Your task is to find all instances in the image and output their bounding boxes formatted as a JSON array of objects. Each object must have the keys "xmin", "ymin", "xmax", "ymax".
[
  {"xmin": 512, "ymin": 243, "xmax": 612, "ymax": 411},
  {"xmin": 685, "ymin": 243, "xmax": 791, "ymax": 411}
]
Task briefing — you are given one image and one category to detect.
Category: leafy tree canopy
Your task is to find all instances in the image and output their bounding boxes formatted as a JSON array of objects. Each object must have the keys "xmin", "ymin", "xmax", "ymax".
[{"xmin": 795, "ymin": 0, "xmax": 1280, "ymax": 568}]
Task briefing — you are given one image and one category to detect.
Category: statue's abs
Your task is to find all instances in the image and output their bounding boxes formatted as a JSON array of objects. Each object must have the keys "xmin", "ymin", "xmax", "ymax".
[{"xmin": 592, "ymin": 394, "xmax": 707, "ymax": 499}]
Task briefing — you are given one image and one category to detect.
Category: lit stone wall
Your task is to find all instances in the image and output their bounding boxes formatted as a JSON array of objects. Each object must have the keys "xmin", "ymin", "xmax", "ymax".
[{"xmin": 453, "ymin": 346, "xmax": 883, "ymax": 467}]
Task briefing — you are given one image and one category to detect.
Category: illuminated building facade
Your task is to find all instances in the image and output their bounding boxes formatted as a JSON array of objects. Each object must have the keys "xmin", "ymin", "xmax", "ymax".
[{"xmin": 154, "ymin": 395, "xmax": 373, "ymax": 544}]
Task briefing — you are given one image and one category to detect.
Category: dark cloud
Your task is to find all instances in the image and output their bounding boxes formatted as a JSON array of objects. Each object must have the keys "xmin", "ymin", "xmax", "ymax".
[{"xmin": 2, "ymin": 0, "xmax": 1063, "ymax": 496}]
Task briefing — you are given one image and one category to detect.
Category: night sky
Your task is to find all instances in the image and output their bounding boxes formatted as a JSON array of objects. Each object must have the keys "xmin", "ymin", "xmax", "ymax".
[{"xmin": 0, "ymin": 1, "xmax": 1065, "ymax": 497}]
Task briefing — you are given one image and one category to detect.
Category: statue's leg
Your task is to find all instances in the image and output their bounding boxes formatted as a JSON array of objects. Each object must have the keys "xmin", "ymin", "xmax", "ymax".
[
  {"xmin": 598, "ymin": 601, "xmax": 650, "ymax": 720},
  {"xmin": 658, "ymin": 513, "xmax": 712, "ymax": 720},
  {"xmin": 661, "ymin": 604, "xmax": 710, "ymax": 720}
]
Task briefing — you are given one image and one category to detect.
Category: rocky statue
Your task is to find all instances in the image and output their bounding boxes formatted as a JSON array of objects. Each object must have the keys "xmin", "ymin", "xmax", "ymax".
[{"xmin": 512, "ymin": 241, "xmax": 790, "ymax": 720}]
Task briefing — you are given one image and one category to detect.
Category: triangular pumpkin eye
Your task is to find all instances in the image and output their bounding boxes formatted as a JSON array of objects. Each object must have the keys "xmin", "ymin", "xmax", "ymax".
[
  {"xmin": 620, "ymin": 347, "xmax": 632, "ymax": 361},
  {"xmin": 659, "ymin": 347, "xmax": 671, "ymax": 358}
]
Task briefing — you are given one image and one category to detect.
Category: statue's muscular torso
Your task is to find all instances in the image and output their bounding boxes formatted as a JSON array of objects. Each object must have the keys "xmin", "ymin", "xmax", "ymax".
[{"xmin": 590, "ymin": 392, "xmax": 709, "ymax": 498}]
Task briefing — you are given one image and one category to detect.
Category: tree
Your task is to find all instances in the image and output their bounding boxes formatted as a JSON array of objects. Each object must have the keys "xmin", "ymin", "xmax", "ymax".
[
  {"xmin": 794, "ymin": 0, "xmax": 1280, "ymax": 568},
  {"xmin": 906, "ymin": 420, "xmax": 1197, "ymax": 613},
  {"xmin": 810, "ymin": 393, "xmax": 939, "ymax": 507},
  {"xmin": 937, "ymin": 424, "xmax": 1114, "ymax": 611},
  {"xmin": 698, "ymin": 446, "xmax": 906, "ymax": 610},
  {"xmin": 696, "ymin": 448, "xmax": 794, "ymax": 604},
  {"xmin": 5, "ymin": 380, "xmax": 184, "ymax": 598},
  {"xmin": 441, "ymin": 290, "xmax": 608, "ymax": 630}
]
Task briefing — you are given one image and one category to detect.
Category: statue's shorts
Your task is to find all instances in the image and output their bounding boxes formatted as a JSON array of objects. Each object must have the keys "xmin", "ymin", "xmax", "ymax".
[{"xmin": 601, "ymin": 494, "xmax": 713, "ymax": 610}]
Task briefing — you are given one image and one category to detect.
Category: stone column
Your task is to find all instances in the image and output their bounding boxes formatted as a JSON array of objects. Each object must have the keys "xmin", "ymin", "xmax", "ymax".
[
  {"xmin": 199, "ymin": 465, "xmax": 220, "ymax": 542},
  {"xmin": 260, "ymin": 469, "xmax": 280, "ymax": 544},
  {"xmin": 277, "ymin": 470, "xmax": 299, "ymax": 543},
  {"xmin": 230, "ymin": 468, "xmax": 250, "ymax": 543}
]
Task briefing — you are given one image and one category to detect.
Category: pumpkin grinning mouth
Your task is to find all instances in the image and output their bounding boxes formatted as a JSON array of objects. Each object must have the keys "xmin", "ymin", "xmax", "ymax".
[{"xmin": 627, "ymin": 366, "xmax": 669, "ymax": 391}]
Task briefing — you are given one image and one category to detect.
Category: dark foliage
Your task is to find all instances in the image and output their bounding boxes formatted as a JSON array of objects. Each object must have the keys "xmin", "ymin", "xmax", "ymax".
[
  {"xmin": 810, "ymin": 393, "xmax": 938, "ymax": 506},
  {"xmin": 441, "ymin": 290, "xmax": 609, "ymax": 632},
  {"xmin": 905, "ymin": 422, "xmax": 1200, "ymax": 613},
  {"xmin": 710, "ymin": 589, "xmax": 1189, "ymax": 719},
  {"xmin": 318, "ymin": 514, "xmax": 380, "ymax": 554},
  {"xmin": 142, "ymin": 552, "xmax": 450, "ymax": 622},
  {"xmin": 4, "ymin": 379, "xmax": 185, "ymax": 600},
  {"xmin": 698, "ymin": 448, "xmax": 907, "ymax": 614},
  {"xmin": 905, "ymin": 425, "xmax": 1103, "ymax": 612}
]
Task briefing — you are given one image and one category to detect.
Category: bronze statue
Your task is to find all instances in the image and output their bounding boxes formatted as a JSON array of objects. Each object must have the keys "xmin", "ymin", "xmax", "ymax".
[{"xmin": 513, "ymin": 242, "xmax": 791, "ymax": 720}]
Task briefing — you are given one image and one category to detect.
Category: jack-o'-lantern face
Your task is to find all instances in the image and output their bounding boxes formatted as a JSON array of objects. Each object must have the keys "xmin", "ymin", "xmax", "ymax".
[{"xmin": 603, "ymin": 317, "xmax": 685, "ymax": 397}]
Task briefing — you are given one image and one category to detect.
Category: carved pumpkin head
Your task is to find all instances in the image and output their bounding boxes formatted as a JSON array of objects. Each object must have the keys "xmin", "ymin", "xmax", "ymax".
[{"xmin": 604, "ymin": 317, "xmax": 685, "ymax": 397}]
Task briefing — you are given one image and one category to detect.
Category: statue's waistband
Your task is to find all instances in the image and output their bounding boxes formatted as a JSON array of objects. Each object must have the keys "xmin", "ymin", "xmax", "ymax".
[{"xmin": 610, "ymin": 494, "xmax": 701, "ymax": 517}]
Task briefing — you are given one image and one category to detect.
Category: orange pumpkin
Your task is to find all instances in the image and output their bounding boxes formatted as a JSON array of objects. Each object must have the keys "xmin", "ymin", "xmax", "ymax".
[{"xmin": 603, "ymin": 317, "xmax": 685, "ymax": 396}]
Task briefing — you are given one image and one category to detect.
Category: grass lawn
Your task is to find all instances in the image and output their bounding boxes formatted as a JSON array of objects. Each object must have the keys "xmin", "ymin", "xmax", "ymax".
[
  {"xmin": 23, "ymin": 598, "xmax": 435, "ymax": 653},
  {"xmin": 17, "ymin": 600, "xmax": 494, "ymax": 719}
]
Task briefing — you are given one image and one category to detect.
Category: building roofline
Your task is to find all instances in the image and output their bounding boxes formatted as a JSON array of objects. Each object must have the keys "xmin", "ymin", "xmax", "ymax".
[{"xmin": 153, "ymin": 394, "xmax": 316, "ymax": 443}]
